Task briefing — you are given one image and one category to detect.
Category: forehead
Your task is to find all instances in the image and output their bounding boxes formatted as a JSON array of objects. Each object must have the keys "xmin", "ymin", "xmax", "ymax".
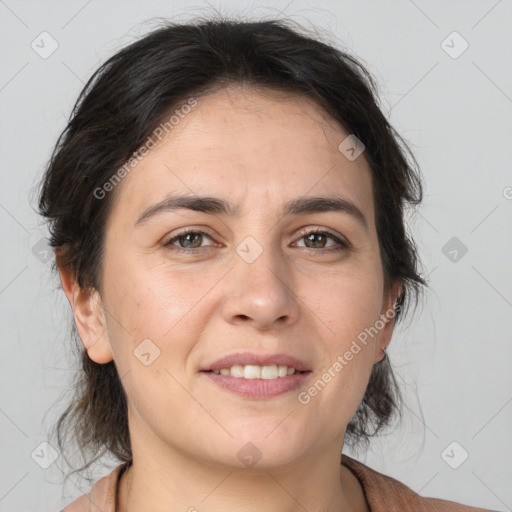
[{"xmin": 108, "ymin": 86, "xmax": 374, "ymax": 225}]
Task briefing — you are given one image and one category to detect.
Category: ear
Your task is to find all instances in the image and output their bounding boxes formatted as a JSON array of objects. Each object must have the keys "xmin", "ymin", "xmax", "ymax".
[
  {"xmin": 57, "ymin": 259, "xmax": 113, "ymax": 364},
  {"xmin": 374, "ymin": 280, "xmax": 403, "ymax": 364}
]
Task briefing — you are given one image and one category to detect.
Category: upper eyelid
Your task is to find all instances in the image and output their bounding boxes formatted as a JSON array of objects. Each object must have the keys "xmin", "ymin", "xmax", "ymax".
[{"xmin": 163, "ymin": 227, "xmax": 216, "ymax": 243}]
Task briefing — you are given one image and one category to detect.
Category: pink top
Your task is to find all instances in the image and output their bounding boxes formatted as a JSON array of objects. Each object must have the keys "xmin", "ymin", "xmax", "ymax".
[{"xmin": 61, "ymin": 455, "xmax": 498, "ymax": 511}]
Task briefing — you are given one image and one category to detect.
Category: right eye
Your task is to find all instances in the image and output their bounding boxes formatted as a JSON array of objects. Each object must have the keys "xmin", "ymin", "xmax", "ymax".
[{"xmin": 161, "ymin": 229, "xmax": 217, "ymax": 253}]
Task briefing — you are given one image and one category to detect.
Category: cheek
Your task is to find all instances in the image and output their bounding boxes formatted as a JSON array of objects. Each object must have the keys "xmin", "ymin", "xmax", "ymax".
[
  {"xmin": 311, "ymin": 258, "xmax": 384, "ymax": 344},
  {"xmin": 302, "ymin": 259, "xmax": 383, "ymax": 416},
  {"xmin": 101, "ymin": 255, "xmax": 219, "ymax": 371},
  {"xmin": 305, "ymin": 339, "xmax": 375, "ymax": 436},
  {"xmin": 104, "ymin": 251, "xmax": 186, "ymax": 330},
  {"xmin": 100, "ymin": 264, "xmax": 206, "ymax": 429}
]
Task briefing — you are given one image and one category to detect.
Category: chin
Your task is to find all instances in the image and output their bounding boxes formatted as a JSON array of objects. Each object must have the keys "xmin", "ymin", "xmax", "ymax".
[{"xmin": 205, "ymin": 422, "xmax": 312, "ymax": 470}]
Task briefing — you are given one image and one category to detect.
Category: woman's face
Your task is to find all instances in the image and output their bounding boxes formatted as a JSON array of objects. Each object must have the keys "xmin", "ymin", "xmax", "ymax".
[{"xmin": 83, "ymin": 86, "xmax": 399, "ymax": 469}]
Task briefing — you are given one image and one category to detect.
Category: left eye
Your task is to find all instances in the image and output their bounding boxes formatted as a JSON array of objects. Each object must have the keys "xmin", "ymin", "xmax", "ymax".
[{"xmin": 294, "ymin": 230, "xmax": 347, "ymax": 250}]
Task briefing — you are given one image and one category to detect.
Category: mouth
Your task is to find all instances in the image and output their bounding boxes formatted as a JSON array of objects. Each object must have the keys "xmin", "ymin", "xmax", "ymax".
[
  {"xmin": 203, "ymin": 364, "xmax": 308, "ymax": 379},
  {"xmin": 200, "ymin": 353, "xmax": 312, "ymax": 398}
]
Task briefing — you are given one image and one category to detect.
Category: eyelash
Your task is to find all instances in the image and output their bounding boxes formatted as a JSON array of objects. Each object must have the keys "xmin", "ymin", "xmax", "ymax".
[{"xmin": 161, "ymin": 228, "xmax": 349, "ymax": 255}]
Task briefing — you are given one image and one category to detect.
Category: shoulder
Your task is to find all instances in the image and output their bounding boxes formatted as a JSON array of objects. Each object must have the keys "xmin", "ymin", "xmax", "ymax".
[
  {"xmin": 341, "ymin": 454, "xmax": 499, "ymax": 512},
  {"xmin": 60, "ymin": 463, "xmax": 126, "ymax": 512}
]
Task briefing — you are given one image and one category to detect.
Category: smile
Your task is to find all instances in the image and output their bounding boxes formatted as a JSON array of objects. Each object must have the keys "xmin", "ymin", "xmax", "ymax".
[{"xmin": 208, "ymin": 364, "xmax": 300, "ymax": 379}]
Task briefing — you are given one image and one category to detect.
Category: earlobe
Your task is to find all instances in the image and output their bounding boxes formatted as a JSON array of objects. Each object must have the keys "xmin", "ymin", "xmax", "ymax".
[{"xmin": 57, "ymin": 262, "xmax": 113, "ymax": 364}]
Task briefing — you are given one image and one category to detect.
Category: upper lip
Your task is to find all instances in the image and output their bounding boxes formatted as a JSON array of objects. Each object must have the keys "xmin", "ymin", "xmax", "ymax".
[{"xmin": 201, "ymin": 352, "xmax": 311, "ymax": 372}]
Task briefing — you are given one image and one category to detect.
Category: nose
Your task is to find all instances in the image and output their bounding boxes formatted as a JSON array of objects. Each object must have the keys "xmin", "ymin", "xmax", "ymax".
[{"xmin": 221, "ymin": 244, "xmax": 300, "ymax": 331}]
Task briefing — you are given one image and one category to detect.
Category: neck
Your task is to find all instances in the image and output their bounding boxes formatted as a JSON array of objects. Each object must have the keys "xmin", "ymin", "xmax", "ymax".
[{"xmin": 117, "ymin": 435, "xmax": 368, "ymax": 512}]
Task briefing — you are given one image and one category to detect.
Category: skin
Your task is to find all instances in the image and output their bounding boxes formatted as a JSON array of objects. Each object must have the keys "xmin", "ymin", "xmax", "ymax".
[{"xmin": 59, "ymin": 85, "xmax": 401, "ymax": 512}]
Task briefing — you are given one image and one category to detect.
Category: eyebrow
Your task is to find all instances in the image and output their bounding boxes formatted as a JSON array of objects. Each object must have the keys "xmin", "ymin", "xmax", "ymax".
[{"xmin": 135, "ymin": 194, "xmax": 369, "ymax": 231}]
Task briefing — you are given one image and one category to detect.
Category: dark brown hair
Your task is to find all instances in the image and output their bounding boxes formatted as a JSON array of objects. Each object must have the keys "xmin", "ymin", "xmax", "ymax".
[{"xmin": 37, "ymin": 17, "xmax": 426, "ymax": 474}]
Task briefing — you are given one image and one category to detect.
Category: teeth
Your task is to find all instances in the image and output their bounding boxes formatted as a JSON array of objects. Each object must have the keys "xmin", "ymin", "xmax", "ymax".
[
  {"xmin": 261, "ymin": 364, "xmax": 278, "ymax": 380},
  {"xmin": 278, "ymin": 365, "xmax": 288, "ymax": 377},
  {"xmin": 243, "ymin": 365, "xmax": 260, "ymax": 379},
  {"xmin": 230, "ymin": 365, "xmax": 244, "ymax": 378},
  {"xmin": 211, "ymin": 364, "xmax": 298, "ymax": 379}
]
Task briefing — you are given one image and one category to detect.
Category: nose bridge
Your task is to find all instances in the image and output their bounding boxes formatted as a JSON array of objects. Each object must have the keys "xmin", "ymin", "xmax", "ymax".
[
  {"xmin": 236, "ymin": 232, "xmax": 289, "ymax": 296},
  {"xmin": 243, "ymin": 246, "xmax": 282, "ymax": 289},
  {"xmin": 222, "ymin": 231, "xmax": 299, "ymax": 329}
]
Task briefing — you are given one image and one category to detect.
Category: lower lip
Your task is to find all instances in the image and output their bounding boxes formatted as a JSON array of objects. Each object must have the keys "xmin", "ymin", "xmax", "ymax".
[{"xmin": 202, "ymin": 371, "xmax": 310, "ymax": 398}]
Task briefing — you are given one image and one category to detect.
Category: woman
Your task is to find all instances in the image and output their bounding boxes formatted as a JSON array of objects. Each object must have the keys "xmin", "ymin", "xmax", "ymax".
[{"xmin": 37, "ymin": 18, "xmax": 497, "ymax": 511}]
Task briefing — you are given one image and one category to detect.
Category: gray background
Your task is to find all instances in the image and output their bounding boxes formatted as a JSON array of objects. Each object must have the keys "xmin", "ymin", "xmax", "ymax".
[{"xmin": 1, "ymin": 0, "xmax": 511, "ymax": 510}]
